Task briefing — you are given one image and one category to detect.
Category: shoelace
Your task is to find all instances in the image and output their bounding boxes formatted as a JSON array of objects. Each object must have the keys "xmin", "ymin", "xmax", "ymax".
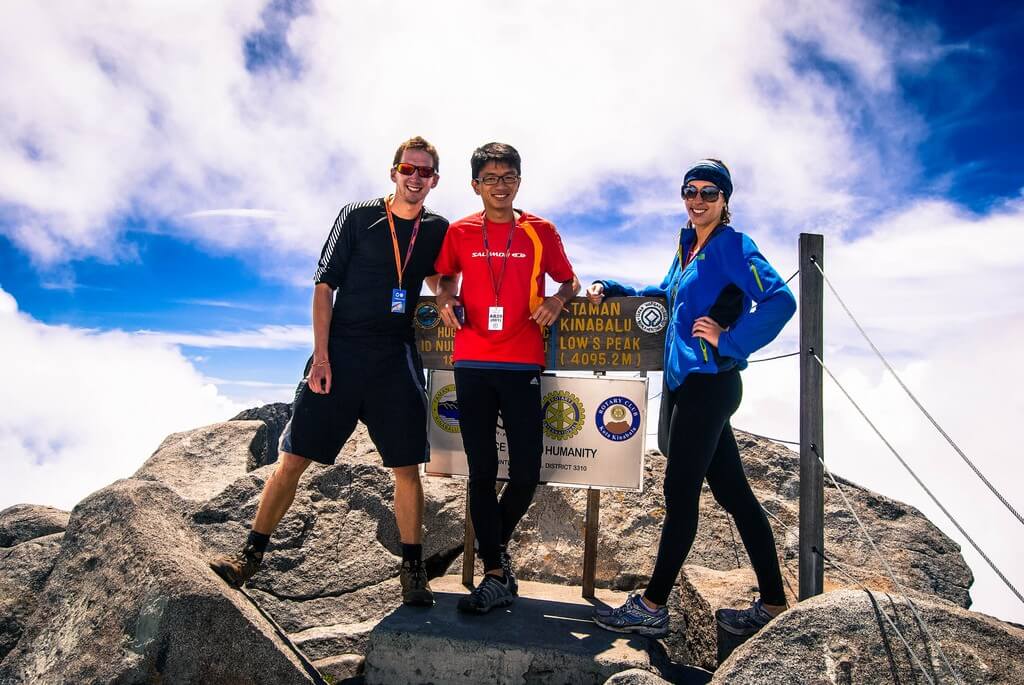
[
  {"xmin": 609, "ymin": 593, "xmax": 644, "ymax": 617},
  {"xmin": 471, "ymin": 576, "xmax": 505, "ymax": 604}
]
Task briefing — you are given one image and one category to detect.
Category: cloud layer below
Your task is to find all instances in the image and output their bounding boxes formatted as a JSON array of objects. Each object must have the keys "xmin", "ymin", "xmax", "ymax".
[{"xmin": 0, "ymin": 287, "xmax": 242, "ymax": 510}]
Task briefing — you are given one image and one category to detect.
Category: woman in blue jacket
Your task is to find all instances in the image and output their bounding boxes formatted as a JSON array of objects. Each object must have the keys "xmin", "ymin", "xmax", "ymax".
[{"xmin": 588, "ymin": 159, "xmax": 796, "ymax": 638}]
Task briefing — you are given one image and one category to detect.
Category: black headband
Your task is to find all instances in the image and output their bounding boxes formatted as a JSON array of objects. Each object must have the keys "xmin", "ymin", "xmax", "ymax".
[{"xmin": 683, "ymin": 160, "xmax": 733, "ymax": 202}]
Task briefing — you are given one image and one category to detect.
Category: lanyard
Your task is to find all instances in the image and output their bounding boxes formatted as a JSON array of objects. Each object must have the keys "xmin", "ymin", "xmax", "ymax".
[
  {"xmin": 681, "ymin": 240, "xmax": 700, "ymax": 269},
  {"xmin": 384, "ymin": 194, "xmax": 422, "ymax": 289},
  {"xmin": 481, "ymin": 211, "xmax": 517, "ymax": 306}
]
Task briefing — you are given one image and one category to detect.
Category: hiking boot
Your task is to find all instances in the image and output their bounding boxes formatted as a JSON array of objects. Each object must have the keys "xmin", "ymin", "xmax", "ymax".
[
  {"xmin": 715, "ymin": 599, "xmax": 777, "ymax": 637},
  {"xmin": 457, "ymin": 573, "xmax": 515, "ymax": 614},
  {"xmin": 400, "ymin": 560, "xmax": 434, "ymax": 607},
  {"xmin": 592, "ymin": 592, "xmax": 669, "ymax": 637},
  {"xmin": 499, "ymin": 547, "xmax": 518, "ymax": 597},
  {"xmin": 209, "ymin": 547, "xmax": 263, "ymax": 589}
]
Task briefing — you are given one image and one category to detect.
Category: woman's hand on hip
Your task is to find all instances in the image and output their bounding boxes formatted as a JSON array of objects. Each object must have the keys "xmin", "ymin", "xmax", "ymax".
[
  {"xmin": 692, "ymin": 316, "xmax": 724, "ymax": 347},
  {"xmin": 586, "ymin": 282, "xmax": 605, "ymax": 304}
]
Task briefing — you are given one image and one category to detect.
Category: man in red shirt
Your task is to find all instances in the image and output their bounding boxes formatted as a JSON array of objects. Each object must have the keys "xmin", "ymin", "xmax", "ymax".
[{"xmin": 435, "ymin": 142, "xmax": 580, "ymax": 614}]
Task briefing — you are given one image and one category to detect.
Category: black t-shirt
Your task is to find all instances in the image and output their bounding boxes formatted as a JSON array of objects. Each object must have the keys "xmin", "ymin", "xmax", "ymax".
[{"xmin": 314, "ymin": 197, "xmax": 449, "ymax": 341}]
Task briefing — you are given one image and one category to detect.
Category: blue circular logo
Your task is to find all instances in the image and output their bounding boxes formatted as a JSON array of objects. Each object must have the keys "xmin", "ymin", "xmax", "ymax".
[
  {"xmin": 595, "ymin": 396, "xmax": 641, "ymax": 441},
  {"xmin": 415, "ymin": 302, "xmax": 441, "ymax": 329}
]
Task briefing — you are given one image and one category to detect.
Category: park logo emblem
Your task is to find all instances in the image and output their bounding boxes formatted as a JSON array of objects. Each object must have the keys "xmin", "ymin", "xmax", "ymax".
[
  {"xmin": 542, "ymin": 390, "xmax": 585, "ymax": 441},
  {"xmin": 635, "ymin": 300, "xmax": 668, "ymax": 333},
  {"xmin": 414, "ymin": 301, "xmax": 441, "ymax": 329},
  {"xmin": 430, "ymin": 383, "xmax": 460, "ymax": 433},
  {"xmin": 595, "ymin": 396, "xmax": 641, "ymax": 441}
]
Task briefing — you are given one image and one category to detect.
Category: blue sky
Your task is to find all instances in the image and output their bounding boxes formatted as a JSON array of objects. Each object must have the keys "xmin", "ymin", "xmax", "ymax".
[{"xmin": 2, "ymin": 1, "xmax": 1023, "ymax": 624}]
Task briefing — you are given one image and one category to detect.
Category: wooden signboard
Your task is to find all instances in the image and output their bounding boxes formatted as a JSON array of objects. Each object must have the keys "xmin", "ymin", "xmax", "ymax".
[{"xmin": 413, "ymin": 296, "xmax": 668, "ymax": 371}]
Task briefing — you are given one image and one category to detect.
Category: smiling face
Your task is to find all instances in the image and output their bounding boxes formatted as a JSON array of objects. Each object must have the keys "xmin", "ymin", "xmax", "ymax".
[
  {"xmin": 390, "ymin": 148, "xmax": 439, "ymax": 207},
  {"xmin": 684, "ymin": 179, "xmax": 726, "ymax": 232},
  {"xmin": 472, "ymin": 161, "xmax": 520, "ymax": 216}
]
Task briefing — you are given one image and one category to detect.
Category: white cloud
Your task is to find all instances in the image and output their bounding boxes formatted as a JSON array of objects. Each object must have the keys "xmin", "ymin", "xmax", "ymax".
[
  {"xmin": 727, "ymin": 198, "xmax": 1024, "ymax": 624},
  {"xmin": 0, "ymin": 287, "xmax": 244, "ymax": 511},
  {"xmin": 0, "ymin": 0, "xmax": 931, "ymax": 268},
  {"xmin": 137, "ymin": 324, "xmax": 308, "ymax": 349}
]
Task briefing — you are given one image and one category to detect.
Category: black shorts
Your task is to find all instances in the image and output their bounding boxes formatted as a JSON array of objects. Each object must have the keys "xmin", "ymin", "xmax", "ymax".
[{"xmin": 279, "ymin": 337, "xmax": 429, "ymax": 468}]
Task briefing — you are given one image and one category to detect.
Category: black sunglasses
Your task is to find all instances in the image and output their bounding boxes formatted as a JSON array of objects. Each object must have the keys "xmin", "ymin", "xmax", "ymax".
[
  {"xmin": 475, "ymin": 173, "xmax": 521, "ymax": 186},
  {"xmin": 681, "ymin": 184, "xmax": 723, "ymax": 202},
  {"xmin": 394, "ymin": 162, "xmax": 436, "ymax": 178}
]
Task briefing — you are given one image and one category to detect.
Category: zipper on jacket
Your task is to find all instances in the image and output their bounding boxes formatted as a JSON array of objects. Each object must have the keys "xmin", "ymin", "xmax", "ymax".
[
  {"xmin": 699, "ymin": 338, "xmax": 708, "ymax": 363},
  {"xmin": 750, "ymin": 262, "xmax": 765, "ymax": 292}
]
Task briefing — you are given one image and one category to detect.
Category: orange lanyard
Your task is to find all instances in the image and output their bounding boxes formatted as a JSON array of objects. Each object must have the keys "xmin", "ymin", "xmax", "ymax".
[{"xmin": 384, "ymin": 195, "xmax": 422, "ymax": 289}]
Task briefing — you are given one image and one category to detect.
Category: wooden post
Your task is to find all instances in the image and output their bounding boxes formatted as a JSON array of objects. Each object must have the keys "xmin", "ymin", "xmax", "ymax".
[
  {"xmin": 462, "ymin": 481, "xmax": 475, "ymax": 587},
  {"xmin": 582, "ymin": 488, "xmax": 600, "ymax": 598},
  {"xmin": 799, "ymin": 233, "xmax": 825, "ymax": 600}
]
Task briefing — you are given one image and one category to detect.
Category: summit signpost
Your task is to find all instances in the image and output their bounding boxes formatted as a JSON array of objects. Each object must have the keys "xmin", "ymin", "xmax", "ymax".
[
  {"xmin": 414, "ymin": 295, "xmax": 667, "ymax": 596},
  {"xmin": 413, "ymin": 296, "xmax": 669, "ymax": 371}
]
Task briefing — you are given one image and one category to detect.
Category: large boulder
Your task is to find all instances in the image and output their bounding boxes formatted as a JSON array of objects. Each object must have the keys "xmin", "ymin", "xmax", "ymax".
[
  {"xmin": 134, "ymin": 420, "xmax": 267, "ymax": 503},
  {"xmin": 660, "ymin": 570, "xmax": 718, "ymax": 672},
  {"xmin": 712, "ymin": 589, "xmax": 1024, "ymax": 684},
  {"xmin": 0, "ymin": 532, "xmax": 62, "ymax": 662},
  {"xmin": 192, "ymin": 424, "xmax": 468, "ymax": 661},
  {"xmin": 0, "ymin": 504, "xmax": 69, "ymax": 547},
  {"xmin": 232, "ymin": 402, "xmax": 293, "ymax": 469},
  {"xmin": 0, "ymin": 479, "xmax": 318, "ymax": 684},
  {"xmin": 511, "ymin": 432, "xmax": 972, "ymax": 607}
]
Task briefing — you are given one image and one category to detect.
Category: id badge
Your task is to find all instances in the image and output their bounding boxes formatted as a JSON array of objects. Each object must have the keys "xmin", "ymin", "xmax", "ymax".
[
  {"xmin": 488, "ymin": 306, "xmax": 504, "ymax": 331},
  {"xmin": 391, "ymin": 288, "xmax": 407, "ymax": 314}
]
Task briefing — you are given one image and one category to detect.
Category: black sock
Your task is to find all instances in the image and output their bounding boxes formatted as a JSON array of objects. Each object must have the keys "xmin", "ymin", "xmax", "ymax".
[
  {"xmin": 402, "ymin": 543, "xmax": 422, "ymax": 563},
  {"xmin": 245, "ymin": 530, "xmax": 270, "ymax": 557}
]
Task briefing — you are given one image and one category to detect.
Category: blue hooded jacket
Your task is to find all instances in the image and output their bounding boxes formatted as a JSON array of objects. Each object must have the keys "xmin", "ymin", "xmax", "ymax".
[{"xmin": 598, "ymin": 224, "xmax": 796, "ymax": 391}]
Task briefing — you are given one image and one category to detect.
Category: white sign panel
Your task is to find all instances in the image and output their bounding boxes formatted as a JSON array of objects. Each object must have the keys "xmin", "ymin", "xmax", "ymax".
[{"xmin": 426, "ymin": 370, "xmax": 646, "ymax": 491}]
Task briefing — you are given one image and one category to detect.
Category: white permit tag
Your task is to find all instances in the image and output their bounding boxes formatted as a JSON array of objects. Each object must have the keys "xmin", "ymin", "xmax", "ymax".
[{"xmin": 488, "ymin": 306, "xmax": 504, "ymax": 331}]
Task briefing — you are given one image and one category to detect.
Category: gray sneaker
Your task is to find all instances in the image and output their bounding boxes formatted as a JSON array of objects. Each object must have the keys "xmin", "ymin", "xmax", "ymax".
[
  {"xmin": 499, "ymin": 547, "xmax": 518, "ymax": 597},
  {"xmin": 715, "ymin": 599, "xmax": 776, "ymax": 636},
  {"xmin": 457, "ymin": 573, "xmax": 515, "ymax": 614},
  {"xmin": 593, "ymin": 592, "xmax": 669, "ymax": 637}
]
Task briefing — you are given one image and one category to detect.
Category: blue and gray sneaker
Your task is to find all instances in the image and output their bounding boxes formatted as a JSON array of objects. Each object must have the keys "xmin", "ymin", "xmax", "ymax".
[
  {"xmin": 715, "ymin": 599, "xmax": 777, "ymax": 637},
  {"xmin": 457, "ymin": 573, "xmax": 515, "ymax": 614},
  {"xmin": 592, "ymin": 592, "xmax": 669, "ymax": 637}
]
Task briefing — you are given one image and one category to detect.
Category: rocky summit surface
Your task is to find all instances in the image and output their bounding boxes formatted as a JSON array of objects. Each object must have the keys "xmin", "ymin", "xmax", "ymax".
[
  {"xmin": 0, "ymin": 402, "xmax": 1004, "ymax": 684},
  {"xmin": 512, "ymin": 430, "xmax": 973, "ymax": 609}
]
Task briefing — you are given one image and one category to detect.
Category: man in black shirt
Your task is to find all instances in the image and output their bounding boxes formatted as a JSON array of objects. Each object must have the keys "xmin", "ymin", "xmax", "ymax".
[{"xmin": 210, "ymin": 137, "xmax": 449, "ymax": 606}]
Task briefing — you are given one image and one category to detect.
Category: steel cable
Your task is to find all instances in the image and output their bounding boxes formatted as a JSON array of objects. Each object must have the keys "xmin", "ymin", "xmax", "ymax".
[
  {"xmin": 813, "ymin": 352, "xmax": 1024, "ymax": 607},
  {"xmin": 810, "ymin": 257, "xmax": 1024, "ymax": 529}
]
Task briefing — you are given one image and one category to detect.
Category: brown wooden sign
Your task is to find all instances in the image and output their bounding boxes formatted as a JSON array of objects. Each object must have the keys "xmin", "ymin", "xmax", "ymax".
[{"xmin": 413, "ymin": 296, "xmax": 668, "ymax": 371}]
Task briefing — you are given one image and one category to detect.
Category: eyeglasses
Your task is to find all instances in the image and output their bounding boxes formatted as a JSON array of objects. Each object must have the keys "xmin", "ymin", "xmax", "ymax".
[
  {"xmin": 475, "ymin": 173, "xmax": 521, "ymax": 186},
  {"xmin": 681, "ymin": 184, "xmax": 723, "ymax": 202},
  {"xmin": 394, "ymin": 162, "xmax": 436, "ymax": 178}
]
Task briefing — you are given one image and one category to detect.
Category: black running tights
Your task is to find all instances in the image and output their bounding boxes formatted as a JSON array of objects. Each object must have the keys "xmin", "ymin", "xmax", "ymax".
[
  {"xmin": 644, "ymin": 369, "xmax": 786, "ymax": 606},
  {"xmin": 454, "ymin": 367, "xmax": 543, "ymax": 572}
]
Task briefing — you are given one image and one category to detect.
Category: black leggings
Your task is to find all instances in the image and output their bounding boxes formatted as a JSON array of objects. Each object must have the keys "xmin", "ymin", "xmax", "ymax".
[
  {"xmin": 644, "ymin": 369, "xmax": 786, "ymax": 606},
  {"xmin": 454, "ymin": 367, "xmax": 543, "ymax": 572}
]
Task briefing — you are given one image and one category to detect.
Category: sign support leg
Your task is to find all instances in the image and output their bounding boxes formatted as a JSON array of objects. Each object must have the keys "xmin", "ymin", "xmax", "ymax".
[
  {"xmin": 462, "ymin": 481, "xmax": 475, "ymax": 588},
  {"xmin": 582, "ymin": 488, "xmax": 600, "ymax": 598}
]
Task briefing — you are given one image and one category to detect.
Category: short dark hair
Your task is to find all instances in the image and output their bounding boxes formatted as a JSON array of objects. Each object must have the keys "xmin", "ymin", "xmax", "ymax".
[
  {"xmin": 393, "ymin": 136, "xmax": 439, "ymax": 171},
  {"xmin": 471, "ymin": 142, "xmax": 521, "ymax": 180}
]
